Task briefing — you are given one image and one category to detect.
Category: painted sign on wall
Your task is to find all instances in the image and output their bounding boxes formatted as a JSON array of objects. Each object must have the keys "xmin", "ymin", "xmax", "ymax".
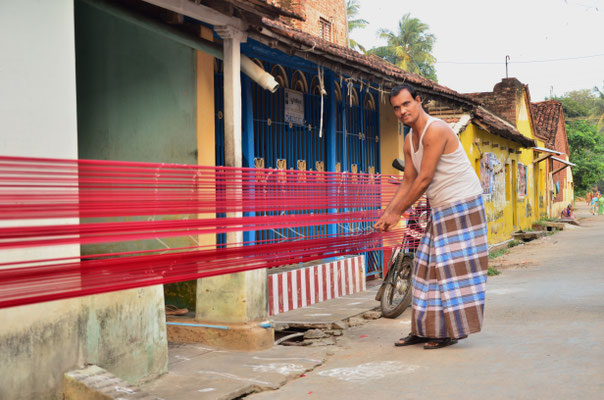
[
  {"xmin": 518, "ymin": 163, "xmax": 527, "ymax": 199},
  {"xmin": 284, "ymin": 89, "xmax": 304, "ymax": 126}
]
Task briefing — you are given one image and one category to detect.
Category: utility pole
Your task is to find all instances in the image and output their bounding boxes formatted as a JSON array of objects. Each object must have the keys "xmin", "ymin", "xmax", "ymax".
[{"xmin": 505, "ymin": 55, "xmax": 510, "ymax": 78}]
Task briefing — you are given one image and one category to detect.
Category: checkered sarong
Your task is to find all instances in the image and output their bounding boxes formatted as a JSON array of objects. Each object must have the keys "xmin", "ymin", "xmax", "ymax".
[{"xmin": 411, "ymin": 194, "xmax": 489, "ymax": 339}]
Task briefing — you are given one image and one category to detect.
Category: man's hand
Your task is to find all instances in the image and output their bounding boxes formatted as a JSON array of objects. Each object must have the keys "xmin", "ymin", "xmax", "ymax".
[{"xmin": 373, "ymin": 210, "xmax": 401, "ymax": 232}]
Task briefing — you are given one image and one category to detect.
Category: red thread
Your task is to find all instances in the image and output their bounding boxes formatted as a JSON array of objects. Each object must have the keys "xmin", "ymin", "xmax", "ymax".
[{"xmin": 0, "ymin": 156, "xmax": 428, "ymax": 309}]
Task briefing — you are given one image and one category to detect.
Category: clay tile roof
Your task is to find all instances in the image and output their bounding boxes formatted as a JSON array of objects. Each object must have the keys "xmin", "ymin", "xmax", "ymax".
[
  {"xmin": 259, "ymin": 18, "xmax": 478, "ymax": 105},
  {"xmin": 531, "ymin": 100, "xmax": 563, "ymax": 147},
  {"xmin": 473, "ymin": 107, "xmax": 536, "ymax": 148},
  {"xmin": 224, "ymin": 0, "xmax": 305, "ymax": 21}
]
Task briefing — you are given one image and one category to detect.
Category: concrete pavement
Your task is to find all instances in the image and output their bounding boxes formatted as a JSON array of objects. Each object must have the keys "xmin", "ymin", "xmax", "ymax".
[
  {"xmin": 139, "ymin": 285, "xmax": 381, "ymax": 399},
  {"xmin": 136, "ymin": 204, "xmax": 604, "ymax": 399},
  {"xmin": 248, "ymin": 206, "xmax": 604, "ymax": 399}
]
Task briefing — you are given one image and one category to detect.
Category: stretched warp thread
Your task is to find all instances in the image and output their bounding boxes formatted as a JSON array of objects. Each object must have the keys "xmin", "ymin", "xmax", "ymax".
[{"xmin": 0, "ymin": 156, "xmax": 424, "ymax": 309}]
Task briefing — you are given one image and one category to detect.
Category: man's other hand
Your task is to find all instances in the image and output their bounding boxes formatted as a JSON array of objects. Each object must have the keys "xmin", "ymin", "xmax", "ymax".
[{"xmin": 373, "ymin": 211, "xmax": 400, "ymax": 232}]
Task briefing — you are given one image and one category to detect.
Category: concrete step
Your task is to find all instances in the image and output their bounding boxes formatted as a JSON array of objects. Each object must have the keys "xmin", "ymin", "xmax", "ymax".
[
  {"xmin": 63, "ymin": 365, "xmax": 163, "ymax": 400},
  {"xmin": 512, "ymin": 230, "xmax": 546, "ymax": 242},
  {"xmin": 271, "ymin": 285, "xmax": 380, "ymax": 330}
]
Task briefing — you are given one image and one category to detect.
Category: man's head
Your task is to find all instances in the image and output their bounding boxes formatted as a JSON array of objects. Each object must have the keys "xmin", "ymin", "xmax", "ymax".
[{"xmin": 389, "ymin": 84, "xmax": 423, "ymax": 125}]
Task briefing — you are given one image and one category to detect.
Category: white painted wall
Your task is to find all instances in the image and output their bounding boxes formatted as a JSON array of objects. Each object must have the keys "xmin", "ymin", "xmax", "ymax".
[
  {"xmin": 0, "ymin": 0, "xmax": 78, "ymax": 158},
  {"xmin": 0, "ymin": 3, "xmax": 168, "ymax": 399},
  {"xmin": 0, "ymin": 0, "xmax": 80, "ymax": 283}
]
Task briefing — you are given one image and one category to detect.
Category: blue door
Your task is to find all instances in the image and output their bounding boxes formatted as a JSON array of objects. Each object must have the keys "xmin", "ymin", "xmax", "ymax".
[{"xmin": 215, "ymin": 60, "xmax": 382, "ymax": 277}]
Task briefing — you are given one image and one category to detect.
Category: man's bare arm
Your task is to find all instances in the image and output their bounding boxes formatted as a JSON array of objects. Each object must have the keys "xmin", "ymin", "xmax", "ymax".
[
  {"xmin": 374, "ymin": 122, "xmax": 448, "ymax": 231},
  {"xmin": 373, "ymin": 133, "xmax": 416, "ymax": 231}
]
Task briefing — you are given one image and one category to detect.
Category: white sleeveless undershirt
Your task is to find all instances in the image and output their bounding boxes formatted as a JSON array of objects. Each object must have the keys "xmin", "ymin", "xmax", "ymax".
[{"xmin": 409, "ymin": 117, "xmax": 483, "ymax": 208}]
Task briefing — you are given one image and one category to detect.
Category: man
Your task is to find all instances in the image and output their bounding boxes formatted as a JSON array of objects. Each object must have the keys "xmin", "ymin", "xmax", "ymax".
[{"xmin": 374, "ymin": 84, "xmax": 488, "ymax": 350}]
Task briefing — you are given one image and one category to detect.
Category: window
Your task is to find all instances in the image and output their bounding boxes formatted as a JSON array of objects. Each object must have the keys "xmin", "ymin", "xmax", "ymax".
[{"xmin": 319, "ymin": 18, "xmax": 332, "ymax": 42}]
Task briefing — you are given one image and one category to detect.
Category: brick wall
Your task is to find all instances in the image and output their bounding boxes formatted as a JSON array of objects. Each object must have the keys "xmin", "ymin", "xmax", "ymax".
[
  {"xmin": 286, "ymin": 0, "xmax": 347, "ymax": 47},
  {"xmin": 470, "ymin": 78, "xmax": 525, "ymax": 126},
  {"xmin": 490, "ymin": 79, "xmax": 524, "ymax": 125}
]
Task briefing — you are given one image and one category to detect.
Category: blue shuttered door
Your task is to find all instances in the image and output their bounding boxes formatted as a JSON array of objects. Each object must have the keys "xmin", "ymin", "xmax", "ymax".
[
  {"xmin": 250, "ymin": 63, "xmax": 327, "ymax": 245},
  {"xmin": 336, "ymin": 85, "xmax": 382, "ymax": 277},
  {"xmin": 214, "ymin": 60, "xmax": 382, "ymax": 277}
]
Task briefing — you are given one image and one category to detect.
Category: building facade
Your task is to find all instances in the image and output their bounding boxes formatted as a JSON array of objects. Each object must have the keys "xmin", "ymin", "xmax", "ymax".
[
  {"xmin": 531, "ymin": 100, "xmax": 575, "ymax": 217},
  {"xmin": 0, "ymin": 1, "xmax": 575, "ymax": 398}
]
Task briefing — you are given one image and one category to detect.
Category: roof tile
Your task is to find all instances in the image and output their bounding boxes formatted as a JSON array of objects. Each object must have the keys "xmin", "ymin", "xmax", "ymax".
[
  {"xmin": 530, "ymin": 100, "xmax": 563, "ymax": 148},
  {"xmin": 259, "ymin": 18, "xmax": 478, "ymax": 104}
]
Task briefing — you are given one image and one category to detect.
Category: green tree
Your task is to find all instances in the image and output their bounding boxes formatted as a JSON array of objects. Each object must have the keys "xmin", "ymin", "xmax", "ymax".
[
  {"xmin": 554, "ymin": 89, "xmax": 593, "ymax": 118},
  {"xmin": 566, "ymin": 120, "xmax": 604, "ymax": 195},
  {"xmin": 593, "ymin": 84, "xmax": 604, "ymax": 132},
  {"xmin": 552, "ymin": 87, "xmax": 604, "ymax": 132},
  {"xmin": 346, "ymin": 0, "xmax": 369, "ymax": 53},
  {"xmin": 368, "ymin": 13, "xmax": 437, "ymax": 81}
]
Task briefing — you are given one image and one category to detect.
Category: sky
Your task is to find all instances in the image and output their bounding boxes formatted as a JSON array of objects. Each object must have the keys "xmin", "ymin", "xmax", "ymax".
[{"xmin": 350, "ymin": 0, "xmax": 604, "ymax": 101}]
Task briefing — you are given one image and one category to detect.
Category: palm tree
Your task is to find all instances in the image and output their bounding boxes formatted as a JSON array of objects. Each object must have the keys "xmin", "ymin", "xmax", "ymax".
[
  {"xmin": 369, "ymin": 13, "xmax": 437, "ymax": 81},
  {"xmin": 346, "ymin": 0, "xmax": 369, "ymax": 53},
  {"xmin": 593, "ymin": 84, "xmax": 604, "ymax": 133}
]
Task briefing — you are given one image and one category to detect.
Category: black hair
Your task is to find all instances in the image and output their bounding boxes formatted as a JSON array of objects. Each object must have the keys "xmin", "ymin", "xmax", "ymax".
[{"xmin": 390, "ymin": 83, "xmax": 419, "ymax": 100}]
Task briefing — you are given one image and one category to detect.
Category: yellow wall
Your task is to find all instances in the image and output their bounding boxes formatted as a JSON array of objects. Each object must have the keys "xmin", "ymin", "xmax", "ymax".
[
  {"xmin": 197, "ymin": 26, "xmax": 216, "ymax": 249},
  {"xmin": 551, "ymin": 166, "xmax": 576, "ymax": 217},
  {"xmin": 379, "ymin": 100, "xmax": 405, "ymax": 177},
  {"xmin": 459, "ymin": 124, "xmax": 522, "ymax": 245},
  {"xmin": 516, "ymin": 95, "xmax": 548, "ymax": 223},
  {"xmin": 567, "ymin": 169, "xmax": 575, "ymax": 203}
]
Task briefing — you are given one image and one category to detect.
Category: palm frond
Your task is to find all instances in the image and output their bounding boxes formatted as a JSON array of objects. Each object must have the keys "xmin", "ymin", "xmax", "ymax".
[
  {"xmin": 348, "ymin": 18, "xmax": 369, "ymax": 31},
  {"xmin": 349, "ymin": 38, "xmax": 367, "ymax": 54},
  {"xmin": 367, "ymin": 13, "xmax": 437, "ymax": 81}
]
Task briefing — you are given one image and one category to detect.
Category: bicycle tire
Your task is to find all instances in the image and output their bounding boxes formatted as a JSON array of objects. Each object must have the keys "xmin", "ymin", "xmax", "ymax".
[{"xmin": 380, "ymin": 255, "xmax": 413, "ymax": 319}]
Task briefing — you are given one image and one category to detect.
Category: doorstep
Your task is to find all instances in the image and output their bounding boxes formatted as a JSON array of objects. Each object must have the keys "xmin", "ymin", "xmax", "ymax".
[{"xmin": 271, "ymin": 284, "xmax": 380, "ymax": 330}]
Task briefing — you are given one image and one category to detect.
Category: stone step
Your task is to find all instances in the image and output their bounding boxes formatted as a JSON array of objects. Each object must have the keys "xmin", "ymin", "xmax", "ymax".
[
  {"xmin": 512, "ymin": 230, "xmax": 546, "ymax": 242},
  {"xmin": 532, "ymin": 221, "xmax": 565, "ymax": 231},
  {"xmin": 63, "ymin": 365, "xmax": 164, "ymax": 400}
]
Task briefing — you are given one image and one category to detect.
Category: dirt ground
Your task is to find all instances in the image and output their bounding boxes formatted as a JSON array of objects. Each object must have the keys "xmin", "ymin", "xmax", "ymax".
[{"xmin": 490, "ymin": 205, "xmax": 589, "ymax": 271}]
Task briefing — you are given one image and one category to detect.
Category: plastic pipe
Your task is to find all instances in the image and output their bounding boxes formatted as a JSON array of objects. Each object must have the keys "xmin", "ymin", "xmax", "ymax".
[{"xmin": 166, "ymin": 321, "xmax": 229, "ymax": 330}]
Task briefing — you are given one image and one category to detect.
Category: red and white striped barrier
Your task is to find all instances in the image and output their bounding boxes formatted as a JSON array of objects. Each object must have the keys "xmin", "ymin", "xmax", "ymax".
[{"xmin": 268, "ymin": 256, "xmax": 366, "ymax": 316}]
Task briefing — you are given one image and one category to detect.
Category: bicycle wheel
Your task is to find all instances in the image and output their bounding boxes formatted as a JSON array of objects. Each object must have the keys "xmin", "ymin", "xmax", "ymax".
[{"xmin": 380, "ymin": 254, "xmax": 413, "ymax": 319}]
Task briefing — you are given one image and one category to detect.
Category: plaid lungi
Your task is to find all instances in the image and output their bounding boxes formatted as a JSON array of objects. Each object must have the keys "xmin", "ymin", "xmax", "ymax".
[{"xmin": 411, "ymin": 194, "xmax": 489, "ymax": 339}]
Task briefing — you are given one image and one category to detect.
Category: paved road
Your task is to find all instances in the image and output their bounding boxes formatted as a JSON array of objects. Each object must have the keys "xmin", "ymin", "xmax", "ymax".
[{"xmin": 250, "ymin": 208, "xmax": 604, "ymax": 399}]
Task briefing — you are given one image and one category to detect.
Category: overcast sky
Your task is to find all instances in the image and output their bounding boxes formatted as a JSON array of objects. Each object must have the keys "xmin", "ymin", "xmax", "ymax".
[{"xmin": 351, "ymin": 0, "xmax": 604, "ymax": 101}]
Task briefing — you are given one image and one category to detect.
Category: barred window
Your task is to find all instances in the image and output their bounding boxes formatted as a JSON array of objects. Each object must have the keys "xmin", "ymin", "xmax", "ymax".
[{"xmin": 319, "ymin": 18, "xmax": 332, "ymax": 42}]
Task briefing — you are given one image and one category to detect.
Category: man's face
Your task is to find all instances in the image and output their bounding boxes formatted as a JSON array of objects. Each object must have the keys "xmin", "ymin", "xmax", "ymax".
[{"xmin": 390, "ymin": 89, "xmax": 421, "ymax": 125}]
